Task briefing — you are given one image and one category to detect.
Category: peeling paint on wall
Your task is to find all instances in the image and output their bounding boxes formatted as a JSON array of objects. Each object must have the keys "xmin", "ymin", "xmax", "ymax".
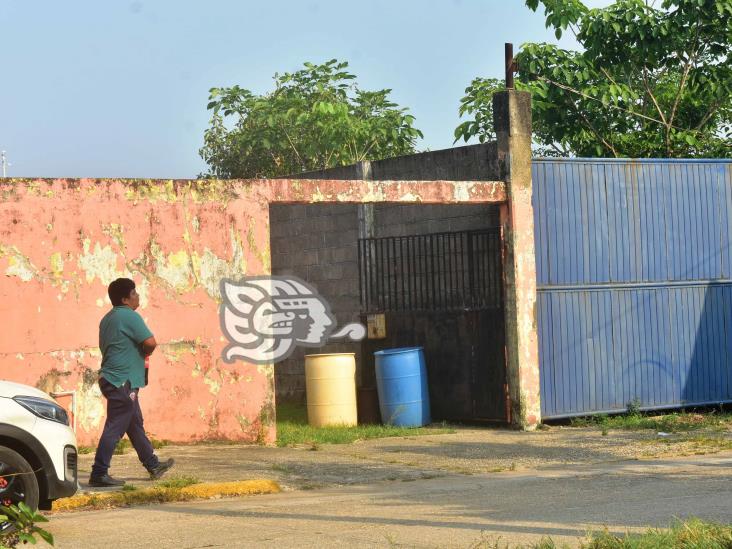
[
  {"xmin": 122, "ymin": 179, "xmax": 240, "ymax": 205},
  {"xmin": 153, "ymin": 247, "xmax": 192, "ymax": 293},
  {"xmin": 1, "ymin": 245, "xmax": 38, "ymax": 282},
  {"xmin": 452, "ymin": 182, "xmax": 472, "ymax": 202},
  {"xmin": 148, "ymin": 227, "xmax": 247, "ymax": 300},
  {"xmin": 49, "ymin": 252, "xmax": 64, "ymax": 278},
  {"xmin": 161, "ymin": 340, "xmax": 199, "ymax": 363},
  {"xmin": 398, "ymin": 192, "xmax": 422, "ymax": 202},
  {"xmin": 78, "ymin": 239, "xmax": 120, "ymax": 285},
  {"xmin": 203, "ymin": 370, "xmax": 222, "ymax": 395}
]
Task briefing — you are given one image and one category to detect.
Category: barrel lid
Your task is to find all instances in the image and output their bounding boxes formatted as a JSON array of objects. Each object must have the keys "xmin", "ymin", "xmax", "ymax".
[
  {"xmin": 304, "ymin": 352, "xmax": 356, "ymax": 358},
  {"xmin": 373, "ymin": 347, "xmax": 424, "ymax": 356}
]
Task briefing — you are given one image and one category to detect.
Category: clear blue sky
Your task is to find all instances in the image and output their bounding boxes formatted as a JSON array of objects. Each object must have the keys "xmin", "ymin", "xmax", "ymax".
[{"xmin": 0, "ymin": 0, "xmax": 608, "ymax": 179}]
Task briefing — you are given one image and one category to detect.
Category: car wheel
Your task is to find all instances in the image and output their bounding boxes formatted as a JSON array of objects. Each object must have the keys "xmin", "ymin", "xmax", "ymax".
[{"xmin": 0, "ymin": 446, "xmax": 40, "ymax": 535}]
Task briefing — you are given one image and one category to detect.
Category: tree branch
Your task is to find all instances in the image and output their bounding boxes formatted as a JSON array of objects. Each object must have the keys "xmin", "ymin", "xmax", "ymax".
[
  {"xmin": 570, "ymin": 102, "xmax": 619, "ymax": 157},
  {"xmin": 360, "ymin": 138, "xmax": 378, "ymax": 160},
  {"xmin": 694, "ymin": 97, "xmax": 725, "ymax": 131},
  {"xmin": 668, "ymin": 14, "xmax": 702, "ymax": 132},
  {"xmin": 641, "ymin": 66, "xmax": 668, "ymax": 126},
  {"xmin": 549, "ymin": 141, "xmax": 566, "ymax": 155},
  {"xmin": 599, "ymin": 66, "xmax": 620, "ymax": 88},
  {"xmin": 279, "ymin": 125, "xmax": 305, "ymax": 170},
  {"xmin": 538, "ymin": 75, "xmax": 667, "ymax": 127}
]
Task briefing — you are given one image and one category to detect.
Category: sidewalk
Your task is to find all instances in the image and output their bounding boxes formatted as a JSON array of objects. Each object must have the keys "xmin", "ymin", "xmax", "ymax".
[{"xmin": 73, "ymin": 423, "xmax": 732, "ymax": 494}]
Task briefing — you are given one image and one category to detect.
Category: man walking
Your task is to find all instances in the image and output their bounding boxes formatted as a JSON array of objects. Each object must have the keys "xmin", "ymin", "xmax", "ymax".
[{"xmin": 89, "ymin": 278, "xmax": 174, "ymax": 487}]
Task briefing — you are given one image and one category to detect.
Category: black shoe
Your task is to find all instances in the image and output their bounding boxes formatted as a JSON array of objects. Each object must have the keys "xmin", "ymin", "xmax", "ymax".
[
  {"xmin": 148, "ymin": 458, "xmax": 175, "ymax": 480},
  {"xmin": 88, "ymin": 474, "xmax": 126, "ymax": 487}
]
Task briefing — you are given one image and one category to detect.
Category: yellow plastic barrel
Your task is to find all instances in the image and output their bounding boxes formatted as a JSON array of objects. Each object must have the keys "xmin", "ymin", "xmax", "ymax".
[{"xmin": 304, "ymin": 353, "xmax": 358, "ymax": 427}]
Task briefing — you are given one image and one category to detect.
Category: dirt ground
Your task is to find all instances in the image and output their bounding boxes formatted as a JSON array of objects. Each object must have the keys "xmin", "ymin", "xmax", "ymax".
[{"xmin": 76, "ymin": 423, "xmax": 732, "ymax": 492}]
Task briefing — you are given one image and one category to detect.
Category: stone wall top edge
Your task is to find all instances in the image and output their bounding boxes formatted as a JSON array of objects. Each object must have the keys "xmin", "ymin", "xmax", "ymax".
[
  {"xmin": 0, "ymin": 177, "xmax": 505, "ymax": 185},
  {"xmin": 0, "ymin": 178, "xmax": 507, "ymax": 204}
]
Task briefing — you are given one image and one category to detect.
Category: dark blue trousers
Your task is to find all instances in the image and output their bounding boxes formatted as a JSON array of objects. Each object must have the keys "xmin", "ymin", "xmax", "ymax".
[{"xmin": 91, "ymin": 377, "xmax": 159, "ymax": 477}]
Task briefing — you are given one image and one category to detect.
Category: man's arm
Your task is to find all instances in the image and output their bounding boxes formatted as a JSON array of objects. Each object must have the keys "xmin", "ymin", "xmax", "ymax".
[{"xmin": 141, "ymin": 336, "xmax": 157, "ymax": 357}]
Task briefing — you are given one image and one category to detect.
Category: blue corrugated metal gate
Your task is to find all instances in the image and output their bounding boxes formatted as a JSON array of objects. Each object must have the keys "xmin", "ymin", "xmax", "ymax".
[{"xmin": 533, "ymin": 159, "xmax": 732, "ymax": 419}]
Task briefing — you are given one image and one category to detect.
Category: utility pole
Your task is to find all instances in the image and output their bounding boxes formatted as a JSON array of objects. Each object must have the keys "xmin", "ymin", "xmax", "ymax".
[{"xmin": 1, "ymin": 151, "xmax": 7, "ymax": 177}]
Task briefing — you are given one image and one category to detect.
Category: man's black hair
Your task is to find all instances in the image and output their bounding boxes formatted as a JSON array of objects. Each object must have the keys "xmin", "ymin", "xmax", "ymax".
[{"xmin": 108, "ymin": 278, "xmax": 136, "ymax": 306}]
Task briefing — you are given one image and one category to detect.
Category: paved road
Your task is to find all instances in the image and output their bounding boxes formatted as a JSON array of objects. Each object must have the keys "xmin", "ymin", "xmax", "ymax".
[{"xmin": 48, "ymin": 454, "xmax": 732, "ymax": 548}]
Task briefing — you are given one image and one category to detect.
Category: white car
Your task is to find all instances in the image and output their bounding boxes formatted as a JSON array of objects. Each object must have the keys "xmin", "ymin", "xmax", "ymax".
[{"xmin": 0, "ymin": 380, "xmax": 78, "ymax": 525}]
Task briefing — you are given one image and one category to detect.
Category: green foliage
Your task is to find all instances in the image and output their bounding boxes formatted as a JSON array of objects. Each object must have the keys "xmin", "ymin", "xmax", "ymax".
[
  {"xmin": 582, "ymin": 518, "xmax": 732, "ymax": 548},
  {"xmin": 626, "ymin": 397, "xmax": 642, "ymax": 416},
  {"xmin": 455, "ymin": 77, "xmax": 506, "ymax": 143},
  {"xmin": 570, "ymin": 409, "xmax": 732, "ymax": 432},
  {"xmin": 0, "ymin": 502, "xmax": 54, "ymax": 548},
  {"xmin": 275, "ymin": 402, "xmax": 453, "ymax": 447},
  {"xmin": 154, "ymin": 475, "xmax": 199, "ymax": 489},
  {"xmin": 80, "ymin": 436, "xmax": 167, "ymax": 455},
  {"xmin": 114, "ymin": 438, "xmax": 130, "ymax": 455},
  {"xmin": 150, "ymin": 438, "xmax": 169, "ymax": 450},
  {"xmin": 200, "ymin": 59, "xmax": 423, "ymax": 178},
  {"xmin": 456, "ymin": 0, "xmax": 732, "ymax": 158},
  {"xmin": 465, "ymin": 518, "xmax": 732, "ymax": 547}
]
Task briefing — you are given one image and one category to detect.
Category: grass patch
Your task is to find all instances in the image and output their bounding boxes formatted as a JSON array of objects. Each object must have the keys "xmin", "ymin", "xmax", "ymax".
[
  {"xmin": 80, "ymin": 434, "xmax": 168, "ymax": 456},
  {"xmin": 150, "ymin": 438, "xmax": 170, "ymax": 450},
  {"xmin": 52, "ymin": 480, "xmax": 280, "ymax": 512},
  {"xmin": 154, "ymin": 475, "xmax": 199, "ymax": 489},
  {"xmin": 275, "ymin": 402, "xmax": 454, "ymax": 447},
  {"xmin": 466, "ymin": 518, "xmax": 732, "ymax": 548},
  {"xmin": 570, "ymin": 410, "xmax": 732, "ymax": 433},
  {"xmin": 114, "ymin": 439, "xmax": 131, "ymax": 455},
  {"xmin": 652, "ymin": 435, "xmax": 732, "ymax": 453},
  {"xmin": 581, "ymin": 518, "xmax": 732, "ymax": 548}
]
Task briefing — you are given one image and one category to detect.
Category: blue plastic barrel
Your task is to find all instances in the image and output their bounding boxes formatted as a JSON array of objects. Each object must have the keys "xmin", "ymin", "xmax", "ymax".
[{"xmin": 374, "ymin": 347, "xmax": 431, "ymax": 427}]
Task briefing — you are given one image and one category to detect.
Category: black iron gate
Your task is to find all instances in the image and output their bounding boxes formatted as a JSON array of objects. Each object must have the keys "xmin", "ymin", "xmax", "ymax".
[{"xmin": 358, "ymin": 229, "xmax": 507, "ymax": 422}]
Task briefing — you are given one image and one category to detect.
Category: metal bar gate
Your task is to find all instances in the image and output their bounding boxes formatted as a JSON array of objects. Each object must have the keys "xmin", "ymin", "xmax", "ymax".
[
  {"xmin": 357, "ymin": 229, "xmax": 502, "ymax": 313},
  {"xmin": 357, "ymin": 227, "xmax": 507, "ymax": 422}
]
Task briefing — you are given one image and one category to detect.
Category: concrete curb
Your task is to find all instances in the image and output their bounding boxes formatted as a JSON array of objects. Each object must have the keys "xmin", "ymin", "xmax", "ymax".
[{"xmin": 52, "ymin": 479, "xmax": 281, "ymax": 512}]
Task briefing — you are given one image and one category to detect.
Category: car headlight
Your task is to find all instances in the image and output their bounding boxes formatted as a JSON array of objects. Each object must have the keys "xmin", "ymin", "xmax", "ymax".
[{"xmin": 13, "ymin": 396, "xmax": 69, "ymax": 425}]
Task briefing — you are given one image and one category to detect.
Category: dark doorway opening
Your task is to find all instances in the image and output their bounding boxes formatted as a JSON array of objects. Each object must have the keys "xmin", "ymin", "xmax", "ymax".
[{"xmin": 358, "ymin": 228, "xmax": 507, "ymax": 422}]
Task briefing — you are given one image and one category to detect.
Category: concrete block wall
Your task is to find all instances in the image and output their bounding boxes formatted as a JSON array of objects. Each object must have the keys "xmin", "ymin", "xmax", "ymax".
[
  {"xmin": 275, "ymin": 143, "xmax": 506, "ymax": 402},
  {"xmin": 295, "ymin": 143, "xmax": 502, "ymax": 182},
  {"xmin": 269, "ymin": 202, "xmax": 500, "ymax": 402},
  {"xmin": 372, "ymin": 204, "xmax": 500, "ymax": 238},
  {"xmin": 270, "ymin": 203, "xmax": 362, "ymax": 402}
]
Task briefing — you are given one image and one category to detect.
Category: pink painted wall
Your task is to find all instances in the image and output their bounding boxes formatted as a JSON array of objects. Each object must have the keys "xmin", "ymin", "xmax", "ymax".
[{"xmin": 0, "ymin": 178, "xmax": 505, "ymax": 445}]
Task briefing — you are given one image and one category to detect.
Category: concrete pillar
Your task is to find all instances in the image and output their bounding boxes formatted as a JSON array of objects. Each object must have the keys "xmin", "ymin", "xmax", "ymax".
[
  {"xmin": 493, "ymin": 90, "xmax": 541, "ymax": 429},
  {"xmin": 356, "ymin": 161, "xmax": 375, "ymax": 239}
]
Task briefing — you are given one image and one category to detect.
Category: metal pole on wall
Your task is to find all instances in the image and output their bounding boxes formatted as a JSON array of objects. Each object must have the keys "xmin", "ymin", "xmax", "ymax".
[{"xmin": 505, "ymin": 43, "xmax": 515, "ymax": 89}]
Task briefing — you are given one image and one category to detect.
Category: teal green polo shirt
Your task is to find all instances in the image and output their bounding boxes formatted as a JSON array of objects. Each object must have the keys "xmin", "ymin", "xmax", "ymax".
[{"xmin": 99, "ymin": 306, "xmax": 154, "ymax": 389}]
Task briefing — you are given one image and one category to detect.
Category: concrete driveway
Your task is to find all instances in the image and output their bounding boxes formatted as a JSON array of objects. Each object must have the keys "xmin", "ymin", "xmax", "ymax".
[{"xmin": 48, "ymin": 453, "xmax": 732, "ymax": 548}]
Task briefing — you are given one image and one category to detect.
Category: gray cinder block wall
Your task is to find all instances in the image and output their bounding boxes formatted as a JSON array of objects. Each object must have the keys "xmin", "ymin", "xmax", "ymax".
[
  {"xmin": 296, "ymin": 143, "xmax": 501, "ymax": 181},
  {"xmin": 271, "ymin": 143, "xmax": 502, "ymax": 402},
  {"xmin": 269, "ymin": 203, "xmax": 362, "ymax": 402}
]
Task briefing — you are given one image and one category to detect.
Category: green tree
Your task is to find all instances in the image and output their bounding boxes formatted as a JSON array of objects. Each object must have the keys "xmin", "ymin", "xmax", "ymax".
[
  {"xmin": 455, "ymin": 0, "xmax": 732, "ymax": 158},
  {"xmin": 200, "ymin": 60, "xmax": 423, "ymax": 178}
]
